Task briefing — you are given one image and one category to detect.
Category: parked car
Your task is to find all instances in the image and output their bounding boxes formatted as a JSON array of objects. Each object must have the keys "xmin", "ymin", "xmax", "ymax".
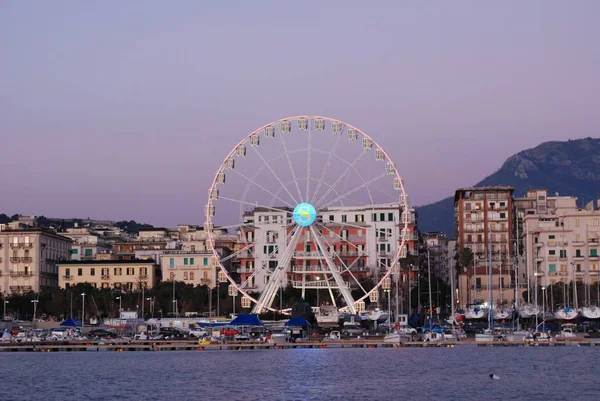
[
  {"xmin": 88, "ymin": 329, "xmax": 119, "ymax": 339},
  {"xmin": 342, "ymin": 326, "xmax": 369, "ymax": 337},
  {"xmin": 158, "ymin": 327, "xmax": 187, "ymax": 339}
]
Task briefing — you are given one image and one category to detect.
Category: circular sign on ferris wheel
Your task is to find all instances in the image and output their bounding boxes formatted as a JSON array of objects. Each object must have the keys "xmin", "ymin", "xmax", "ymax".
[{"xmin": 293, "ymin": 203, "xmax": 317, "ymax": 226}]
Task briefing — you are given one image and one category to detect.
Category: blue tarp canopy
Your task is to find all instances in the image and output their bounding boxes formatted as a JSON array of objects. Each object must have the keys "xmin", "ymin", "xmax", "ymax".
[
  {"xmin": 285, "ymin": 317, "xmax": 310, "ymax": 327},
  {"xmin": 230, "ymin": 314, "xmax": 263, "ymax": 326},
  {"xmin": 60, "ymin": 318, "xmax": 82, "ymax": 327}
]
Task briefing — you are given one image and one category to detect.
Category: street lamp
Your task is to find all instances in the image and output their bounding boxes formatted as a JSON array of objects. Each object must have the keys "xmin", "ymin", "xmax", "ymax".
[
  {"xmin": 316, "ymin": 276, "xmax": 321, "ymax": 307},
  {"xmin": 81, "ymin": 293, "xmax": 86, "ymax": 326},
  {"xmin": 3, "ymin": 301, "xmax": 8, "ymax": 320},
  {"xmin": 146, "ymin": 297, "xmax": 153, "ymax": 318},
  {"xmin": 31, "ymin": 299, "xmax": 39, "ymax": 328},
  {"xmin": 116, "ymin": 296, "xmax": 122, "ymax": 318}
]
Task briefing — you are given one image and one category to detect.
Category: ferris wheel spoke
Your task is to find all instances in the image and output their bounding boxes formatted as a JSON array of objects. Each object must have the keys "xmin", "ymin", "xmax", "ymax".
[
  {"xmin": 315, "ymin": 222, "xmax": 365, "ymax": 254},
  {"xmin": 314, "ymin": 150, "xmax": 367, "ymax": 208},
  {"xmin": 219, "ymin": 196, "xmax": 292, "ymax": 215},
  {"xmin": 250, "ymin": 143, "xmax": 300, "ymax": 205},
  {"xmin": 318, "ymin": 172, "xmax": 387, "ymax": 210},
  {"xmin": 278, "ymin": 127, "xmax": 304, "ymax": 202},
  {"xmin": 305, "ymin": 121, "xmax": 313, "ymax": 202},
  {"xmin": 230, "ymin": 168, "xmax": 296, "ymax": 209},
  {"xmin": 319, "ymin": 234, "xmax": 368, "ymax": 295},
  {"xmin": 310, "ymin": 134, "xmax": 342, "ymax": 205},
  {"xmin": 252, "ymin": 226, "xmax": 303, "ymax": 313},
  {"xmin": 310, "ymin": 225, "xmax": 357, "ymax": 314}
]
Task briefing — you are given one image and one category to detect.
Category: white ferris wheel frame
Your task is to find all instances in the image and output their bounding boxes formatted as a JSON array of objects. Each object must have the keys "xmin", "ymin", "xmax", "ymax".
[{"xmin": 205, "ymin": 115, "xmax": 409, "ymax": 315}]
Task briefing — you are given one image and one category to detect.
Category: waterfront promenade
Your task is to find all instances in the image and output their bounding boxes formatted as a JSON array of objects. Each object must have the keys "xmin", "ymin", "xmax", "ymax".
[{"xmin": 2, "ymin": 337, "xmax": 600, "ymax": 352}]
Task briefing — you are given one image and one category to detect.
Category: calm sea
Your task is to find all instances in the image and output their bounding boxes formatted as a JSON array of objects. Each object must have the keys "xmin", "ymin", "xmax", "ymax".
[{"xmin": 1, "ymin": 346, "xmax": 598, "ymax": 400}]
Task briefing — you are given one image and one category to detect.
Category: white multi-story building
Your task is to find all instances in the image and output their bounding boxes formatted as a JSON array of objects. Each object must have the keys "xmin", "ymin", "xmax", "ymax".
[
  {"xmin": 0, "ymin": 225, "xmax": 72, "ymax": 294},
  {"xmin": 237, "ymin": 203, "xmax": 414, "ymax": 293},
  {"xmin": 62, "ymin": 226, "xmax": 111, "ymax": 260},
  {"xmin": 423, "ymin": 232, "xmax": 449, "ymax": 282},
  {"xmin": 160, "ymin": 250, "xmax": 218, "ymax": 288}
]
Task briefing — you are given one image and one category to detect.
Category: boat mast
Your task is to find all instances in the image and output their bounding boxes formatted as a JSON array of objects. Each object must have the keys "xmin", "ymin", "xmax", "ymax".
[
  {"xmin": 489, "ymin": 225, "xmax": 494, "ymax": 330},
  {"xmin": 514, "ymin": 218, "xmax": 520, "ymax": 329},
  {"xmin": 450, "ymin": 254, "xmax": 456, "ymax": 322}
]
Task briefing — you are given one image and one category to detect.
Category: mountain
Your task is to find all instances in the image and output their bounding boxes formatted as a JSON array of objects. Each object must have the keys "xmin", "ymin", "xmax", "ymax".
[{"xmin": 416, "ymin": 137, "xmax": 600, "ymax": 236}]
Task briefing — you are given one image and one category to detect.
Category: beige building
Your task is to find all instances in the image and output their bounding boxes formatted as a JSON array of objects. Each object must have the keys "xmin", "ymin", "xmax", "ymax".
[
  {"xmin": 0, "ymin": 225, "xmax": 72, "ymax": 294},
  {"xmin": 160, "ymin": 250, "xmax": 217, "ymax": 288},
  {"xmin": 454, "ymin": 187, "xmax": 516, "ymax": 308},
  {"xmin": 520, "ymin": 190, "xmax": 600, "ymax": 292},
  {"xmin": 57, "ymin": 260, "xmax": 161, "ymax": 290}
]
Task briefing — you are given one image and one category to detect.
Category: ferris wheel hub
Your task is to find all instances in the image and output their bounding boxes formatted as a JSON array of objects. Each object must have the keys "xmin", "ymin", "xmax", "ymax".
[{"xmin": 293, "ymin": 203, "xmax": 317, "ymax": 227}]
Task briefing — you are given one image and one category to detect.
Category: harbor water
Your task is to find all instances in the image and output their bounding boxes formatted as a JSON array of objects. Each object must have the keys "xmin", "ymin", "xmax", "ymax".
[{"xmin": 1, "ymin": 346, "xmax": 598, "ymax": 400}]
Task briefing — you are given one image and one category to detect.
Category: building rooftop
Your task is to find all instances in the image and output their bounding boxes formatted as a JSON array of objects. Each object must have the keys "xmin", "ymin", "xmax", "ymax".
[
  {"xmin": 454, "ymin": 186, "xmax": 515, "ymax": 203},
  {"xmin": 57, "ymin": 259, "xmax": 158, "ymax": 265}
]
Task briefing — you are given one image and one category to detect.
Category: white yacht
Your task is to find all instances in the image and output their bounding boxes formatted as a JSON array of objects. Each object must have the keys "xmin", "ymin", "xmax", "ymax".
[
  {"xmin": 315, "ymin": 306, "xmax": 339, "ymax": 327},
  {"xmin": 554, "ymin": 305, "xmax": 579, "ymax": 320},
  {"xmin": 581, "ymin": 305, "xmax": 600, "ymax": 319}
]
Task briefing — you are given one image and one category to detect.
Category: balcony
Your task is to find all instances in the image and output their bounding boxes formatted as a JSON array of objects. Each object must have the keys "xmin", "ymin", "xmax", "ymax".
[
  {"xmin": 337, "ymin": 251, "xmax": 362, "ymax": 257},
  {"xmin": 559, "ymin": 257, "xmax": 568, "ymax": 262},
  {"xmin": 22, "ymin": 271, "xmax": 33, "ymax": 277},
  {"xmin": 139, "ymin": 274, "xmax": 148, "ymax": 280},
  {"xmin": 81, "ymin": 254, "xmax": 96, "ymax": 260},
  {"xmin": 22, "ymin": 243, "xmax": 33, "ymax": 249},
  {"xmin": 572, "ymin": 241, "xmax": 585, "ymax": 246},
  {"xmin": 294, "ymin": 251, "xmax": 332, "ymax": 259},
  {"xmin": 237, "ymin": 267, "xmax": 255, "ymax": 274},
  {"xmin": 9, "ymin": 271, "xmax": 22, "ymax": 277},
  {"xmin": 101, "ymin": 275, "xmax": 110, "ymax": 280},
  {"xmin": 534, "ymin": 242, "xmax": 543, "ymax": 247},
  {"xmin": 590, "ymin": 256, "xmax": 600, "ymax": 261},
  {"xmin": 63, "ymin": 275, "xmax": 73, "ymax": 280},
  {"xmin": 10, "ymin": 243, "xmax": 22, "ymax": 248},
  {"xmin": 200, "ymin": 278, "xmax": 212, "ymax": 285},
  {"xmin": 377, "ymin": 237, "xmax": 388, "ymax": 242},
  {"xmin": 534, "ymin": 256, "xmax": 544, "ymax": 262},
  {"xmin": 573, "ymin": 256, "xmax": 585, "ymax": 261},
  {"xmin": 547, "ymin": 240, "xmax": 557, "ymax": 247},
  {"xmin": 10, "ymin": 257, "xmax": 22, "ymax": 263},
  {"xmin": 22, "ymin": 257, "xmax": 33, "ymax": 263},
  {"xmin": 559, "ymin": 271, "xmax": 568, "ymax": 276},
  {"xmin": 292, "ymin": 265, "xmax": 340, "ymax": 273},
  {"xmin": 292, "ymin": 280, "xmax": 350, "ymax": 289},
  {"xmin": 547, "ymin": 255, "xmax": 558, "ymax": 262},
  {"xmin": 549, "ymin": 271, "xmax": 558, "ymax": 276}
]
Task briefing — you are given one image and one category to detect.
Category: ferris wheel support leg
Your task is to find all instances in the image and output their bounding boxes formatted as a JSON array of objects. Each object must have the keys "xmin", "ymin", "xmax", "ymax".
[
  {"xmin": 310, "ymin": 226, "xmax": 356, "ymax": 314},
  {"xmin": 251, "ymin": 228, "xmax": 302, "ymax": 314}
]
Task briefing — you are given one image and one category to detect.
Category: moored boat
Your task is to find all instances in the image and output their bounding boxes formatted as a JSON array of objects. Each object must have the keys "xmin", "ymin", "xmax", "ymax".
[
  {"xmin": 581, "ymin": 305, "xmax": 600, "ymax": 319},
  {"xmin": 554, "ymin": 305, "xmax": 579, "ymax": 320}
]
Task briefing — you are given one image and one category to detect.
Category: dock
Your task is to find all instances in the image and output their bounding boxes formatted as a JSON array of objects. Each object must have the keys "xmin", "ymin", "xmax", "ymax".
[{"xmin": 1, "ymin": 338, "xmax": 599, "ymax": 352}]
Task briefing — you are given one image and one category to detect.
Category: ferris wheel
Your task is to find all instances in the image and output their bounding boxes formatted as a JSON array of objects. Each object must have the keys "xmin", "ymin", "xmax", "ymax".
[{"xmin": 205, "ymin": 116, "xmax": 410, "ymax": 315}]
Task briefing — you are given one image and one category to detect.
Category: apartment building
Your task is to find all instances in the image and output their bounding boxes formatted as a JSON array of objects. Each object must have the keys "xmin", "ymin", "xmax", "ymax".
[
  {"xmin": 160, "ymin": 250, "xmax": 218, "ymax": 288},
  {"xmin": 454, "ymin": 187, "xmax": 515, "ymax": 308},
  {"xmin": 57, "ymin": 260, "xmax": 161, "ymax": 290},
  {"xmin": 0, "ymin": 225, "xmax": 72, "ymax": 294},
  {"xmin": 236, "ymin": 203, "xmax": 416, "ymax": 293},
  {"xmin": 519, "ymin": 190, "xmax": 600, "ymax": 291},
  {"xmin": 422, "ymin": 232, "xmax": 449, "ymax": 283},
  {"xmin": 62, "ymin": 226, "xmax": 111, "ymax": 260}
]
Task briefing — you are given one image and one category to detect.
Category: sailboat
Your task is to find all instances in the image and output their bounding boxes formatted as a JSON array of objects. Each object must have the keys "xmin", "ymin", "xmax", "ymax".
[{"xmin": 580, "ymin": 225, "xmax": 600, "ymax": 319}]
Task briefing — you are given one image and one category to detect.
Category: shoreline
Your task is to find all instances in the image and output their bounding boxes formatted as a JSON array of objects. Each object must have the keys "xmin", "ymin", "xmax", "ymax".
[{"xmin": 2, "ymin": 338, "xmax": 600, "ymax": 352}]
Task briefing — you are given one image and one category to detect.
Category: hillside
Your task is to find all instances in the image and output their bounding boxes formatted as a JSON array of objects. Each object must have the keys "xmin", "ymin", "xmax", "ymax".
[{"xmin": 416, "ymin": 137, "xmax": 600, "ymax": 236}]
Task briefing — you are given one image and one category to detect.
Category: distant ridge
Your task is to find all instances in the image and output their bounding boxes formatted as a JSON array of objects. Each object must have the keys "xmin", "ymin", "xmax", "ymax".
[{"xmin": 416, "ymin": 137, "xmax": 600, "ymax": 236}]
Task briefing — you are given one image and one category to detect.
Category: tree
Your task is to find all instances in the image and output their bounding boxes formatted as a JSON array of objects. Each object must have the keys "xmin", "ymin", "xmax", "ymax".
[
  {"xmin": 455, "ymin": 247, "xmax": 475, "ymax": 272},
  {"xmin": 0, "ymin": 213, "xmax": 10, "ymax": 224}
]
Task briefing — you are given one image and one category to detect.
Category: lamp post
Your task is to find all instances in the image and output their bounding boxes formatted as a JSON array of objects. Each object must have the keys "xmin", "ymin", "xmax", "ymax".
[
  {"xmin": 116, "ymin": 296, "xmax": 122, "ymax": 318},
  {"xmin": 31, "ymin": 299, "xmax": 38, "ymax": 329},
  {"xmin": 146, "ymin": 297, "xmax": 153, "ymax": 318},
  {"xmin": 3, "ymin": 301, "xmax": 8, "ymax": 320},
  {"xmin": 316, "ymin": 276, "xmax": 321, "ymax": 307},
  {"xmin": 81, "ymin": 293, "xmax": 86, "ymax": 326},
  {"xmin": 386, "ymin": 289, "xmax": 391, "ymax": 333}
]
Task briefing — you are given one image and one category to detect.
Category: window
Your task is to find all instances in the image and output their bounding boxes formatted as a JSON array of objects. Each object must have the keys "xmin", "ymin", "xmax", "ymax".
[
  {"xmin": 342, "ymin": 215, "xmax": 347, "ymax": 223},
  {"xmin": 78, "ymin": 268, "xmax": 83, "ymax": 276},
  {"xmin": 379, "ymin": 213, "xmax": 385, "ymax": 221},
  {"xmin": 115, "ymin": 268, "xmax": 122, "ymax": 276},
  {"xmin": 475, "ymin": 278, "xmax": 482, "ymax": 288},
  {"xmin": 140, "ymin": 267, "xmax": 147, "ymax": 275},
  {"xmin": 549, "ymin": 264, "xmax": 556, "ymax": 272},
  {"xmin": 576, "ymin": 219, "xmax": 580, "ymax": 227},
  {"xmin": 184, "ymin": 272, "xmax": 188, "ymax": 280},
  {"xmin": 595, "ymin": 219, "xmax": 599, "ymax": 227},
  {"xmin": 101, "ymin": 268, "xmax": 109, "ymax": 277},
  {"xmin": 576, "ymin": 249, "xmax": 582, "ymax": 257},
  {"xmin": 499, "ymin": 212, "xmax": 506, "ymax": 219},
  {"xmin": 190, "ymin": 257, "xmax": 195, "ymax": 265},
  {"xmin": 170, "ymin": 272, "xmax": 175, "ymax": 280},
  {"xmin": 190, "ymin": 272, "xmax": 194, "ymax": 280},
  {"xmin": 388, "ymin": 213, "xmax": 394, "ymax": 222},
  {"xmin": 465, "ymin": 203, "xmax": 471, "ymax": 211},
  {"xmin": 560, "ymin": 250, "xmax": 567, "ymax": 258},
  {"xmin": 85, "ymin": 249, "xmax": 93, "ymax": 256},
  {"xmin": 184, "ymin": 258, "xmax": 189, "ymax": 265},
  {"xmin": 90, "ymin": 268, "xmax": 95, "ymax": 276},
  {"xmin": 372, "ymin": 213, "xmax": 377, "ymax": 222},
  {"xmin": 126, "ymin": 268, "xmax": 135, "ymax": 275},
  {"xmin": 549, "ymin": 250, "xmax": 556, "ymax": 255},
  {"xmin": 65, "ymin": 268, "xmax": 71, "ymax": 276},
  {"xmin": 591, "ymin": 249, "xmax": 598, "ymax": 257},
  {"xmin": 576, "ymin": 264, "xmax": 582, "ymax": 272},
  {"xmin": 203, "ymin": 257, "xmax": 209, "ymax": 265},
  {"xmin": 102, "ymin": 282, "xmax": 109, "ymax": 289},
  {"xmin": 170, "ymin": 258, "xmax": 174, "ymax": 268},
  {"xmin": 71, "ymin": 249, "xmax": 78, "ymax": 255},
  {"xmin": 329, "ymin": 215, "xmax": 334, "ymax": 222}
]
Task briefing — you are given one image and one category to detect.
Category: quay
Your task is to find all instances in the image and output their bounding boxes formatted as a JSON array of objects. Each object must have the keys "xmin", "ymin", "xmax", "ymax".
[{"xmin": 1, "ymin": 338, "xmax": 600, "ymax": 352}]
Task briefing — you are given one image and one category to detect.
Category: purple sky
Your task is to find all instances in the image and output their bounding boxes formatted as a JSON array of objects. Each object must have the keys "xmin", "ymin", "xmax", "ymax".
[{"xmin": 1, "ymin": 1, "xmax": 600, "ymax": 227}]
